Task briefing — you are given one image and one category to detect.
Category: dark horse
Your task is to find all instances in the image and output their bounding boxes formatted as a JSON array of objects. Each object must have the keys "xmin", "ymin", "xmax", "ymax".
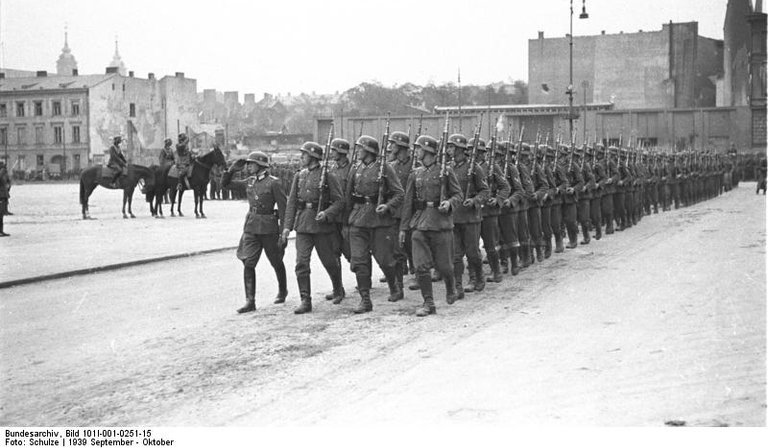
[
  {"xmin": 166, "ymin": 146, "xmax": 227, "ymax": 218},
  {"xmin": 79, "ymin": 164, "xmax": 155, "ymax": 219},
  {"xmin": 145, "ymin": 164, "xmax": 172, "ymax": 218}
]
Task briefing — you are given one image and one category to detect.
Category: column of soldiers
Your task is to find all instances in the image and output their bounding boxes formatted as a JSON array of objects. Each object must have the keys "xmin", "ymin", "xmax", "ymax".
[{"xmin": 229, "ymin": 117, "xmax": 737, "ymax": 317}]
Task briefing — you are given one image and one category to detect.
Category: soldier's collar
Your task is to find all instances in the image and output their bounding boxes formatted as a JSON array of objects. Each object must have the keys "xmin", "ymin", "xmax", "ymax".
[
  {"xmin": 256, "ymin": 171, "xmax": 269, "ymax": 181},
  {"xmin": 336, "ymin": 158, "xmax": 349, "ymax": 168}
]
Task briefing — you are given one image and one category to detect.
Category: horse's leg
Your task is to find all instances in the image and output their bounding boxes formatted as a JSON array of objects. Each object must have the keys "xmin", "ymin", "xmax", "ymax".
[
  {"xmin": 83, "ymin": 183, "xmax": 96, "ymax": 219},
  {"xmin": 178, "ymin": 189, "xmax": 184, "ymax": 217},
  {"xmin": 122, "ymin": 190, "xmax": 128, "ymax": 219},
  {"xmin": 169, "ymin": 183, "xmax": 176, "ymax": 217},
  {"xmin": 128, "ymin": 188, "xmax": 136, "ymax": 218},
  {"xmin": 199, "ymin": 187, "xmax": 206, "ymax": 219},
  {"xmin": 194, "ymin": 189, "xmax": 200, "ymax": 218}
]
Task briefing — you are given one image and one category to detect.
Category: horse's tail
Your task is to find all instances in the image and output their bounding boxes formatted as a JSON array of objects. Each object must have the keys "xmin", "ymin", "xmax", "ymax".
[{"xmin": 79, "ymin": 176, "xmax": 85, "ymax": 205}]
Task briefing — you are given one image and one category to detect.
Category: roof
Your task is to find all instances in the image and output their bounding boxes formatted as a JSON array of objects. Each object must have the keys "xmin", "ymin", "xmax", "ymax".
[
  {"xmin": 434, "ymin": 103, "xmax": 614, "ymax": 113},
  {"xmin": 0, "ymin": 74, "xmax": 116, "ymax": 92}
]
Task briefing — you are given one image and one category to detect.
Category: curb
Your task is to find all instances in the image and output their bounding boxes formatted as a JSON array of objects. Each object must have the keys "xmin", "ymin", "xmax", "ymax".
[{"xmin": 0, "ymin": 246, "xmax": 238, "ymax": 289}]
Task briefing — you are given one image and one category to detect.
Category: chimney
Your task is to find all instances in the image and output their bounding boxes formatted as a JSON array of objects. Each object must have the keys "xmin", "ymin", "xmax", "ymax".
[
  {"xmin": 148, "ymin": 73, "xmax": 155, "ymax": 80},
  {"xmin": 538, "ymin": 31, "xmax": 544, "ymax": 39},
  {"xmin": 106, "ymin": 67, "xmax": 119, "ymax": 74},
  {"xmin": 129, "ymin": 71, "xmax": 134, "ymax": 78},
  {"xmin": 36, "ymin": 70, "xmax": 47, "ymax": 77},
  {"xmin": 175, "ymin": 72, "xmax": 184, "ymax": 78},
  {"xmin": 601, "ymin": 30, "xmax": 606, "ymax": 35},
  {"xmin": 0, "ymin": 73, "xmax": 5, "ymax": 79},
  {"xmin": 72, "ymin": 68, "xmax": 78, "ymax": 76}
]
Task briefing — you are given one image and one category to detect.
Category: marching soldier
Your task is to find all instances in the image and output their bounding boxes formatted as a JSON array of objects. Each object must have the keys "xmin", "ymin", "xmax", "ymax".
[
  {"xmin": 602, "ymin": 145, "xmax": 619, "ymax": 233},
  {"xmin": 107, "ymin": 135, "xmax": 128, "ymax": 188},
  {"xmin": 562, "ymin": 144, "xmax": 582, "ymax": 248},
  {"xmin": 175, "ymin": 133, "xmax": 193, "ymax": 191},
  {"xmin": 448, "ymin": 134, "xmax": 490, "ymax": 297},
  {"xmin": 324, "ymin": 138, "xmax": 353, "ymax": 304},
  {"xmin": 546, "ymin": 145, "xmax": 568, "ymax": 253},
  {"xmin": 520, "ymin": 143, "xmax": 549, "ymax": 260},
  {"xmin": 500, "ymin": 141, "xmax": 526, "ymax": 272},
  {"xmin": 480, "ymin": 140, "xmax": 511, "ymax": 282},
  {"xmin": 399, "ymin": 135, "xmax": 462, "ymax": 317},
  {"xmin": 0, "ymin": 160, "xmax": 10, "ymax": 237},
  {"xmin": 573, "ymin": 146, "xmax": 592, "ymax": 245},
  {"xmin": 345, "ymin": 135, "xmax": 405, "ymax": 313},
  {"xmin": 587, "ymin": 145, "xmax": 604, "ymax": 240},
  {"xmin": 281, "ymin": 142, "xmax": 345, "ymax": 314},
  {"xmin": 222, "ymin": 151, "xmax": 288, "ymax": 313},
  {"xmin": 613, "ymin": 147, "xmax": 628, "ymax": 230},
  {"xmin": 387, "ymin": 131, "xmax": 416, "ymax": 295},
  {"xmin": 539, "ymin": 145, "xmax": 555, "ymax": 257},
  {"xmin": 513, "ymin": 144, "xmax": 533, "ymax": 265}
]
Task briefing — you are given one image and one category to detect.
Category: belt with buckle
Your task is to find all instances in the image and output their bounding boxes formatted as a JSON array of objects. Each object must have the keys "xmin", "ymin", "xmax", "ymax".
[
  {"xmin": 297, "ymin": 200, "xmax": 319, "ymax": 210},
  {"xmin": 352, "ymin": 194, "xmax": 377, "ymax": 204},
  {"xmin": 414, "ymin": 200, "xmax": 438, "ymax": 210},
  {"xmin": 251, "ymin": 207, "xmax": 277, "ymax": 215}
]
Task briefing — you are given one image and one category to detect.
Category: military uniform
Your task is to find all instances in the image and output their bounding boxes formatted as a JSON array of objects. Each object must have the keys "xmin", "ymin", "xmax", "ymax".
[
  {"xmin": 588, "ymin": 146, "xmax": 605, "ymax": 240},
  {"xmin": 575, "ymin": 148, "xmax": 593, "ymax": 245},
  {"xmin": 548, "ymin": 147, "xmax": 569, "ymax": 253},
  {"xmin": 159, "ymin": 139, "xmax": 175, "ymax": 168},
  {"xmin": 284, "ymin": 142, "xmax": 345, "ymax": 314},
  {"xmin": 345, "ymin": 135, "xmax": 405, "ymax": 313},
  {"xmin": 539, "ymin": 146, "xmax": 555, "ymax": 257},
  {"xmin": 562, "ymin": 146, "xmax": 583, "ymax": 248},
  {"xmin": 520, "ymin": 144, "xmax": 549, "ymax": 262},
  {"xmin": 0, "ymin": 162, "xmax": 10, "ymax": 236},
  {"xmin": 602, "ymin": 147, "xmax": 619, "ymax": 233},
  {"xmin": 614, "ymin": 150, "xmax": 628, "ymax": 230},
  {"xmin": 400, "ymin": 135, "xmax": 462, "ymax": 317},
  {"xmin": 222, "ymin": 151, "xmax": 288, "ymax": 312},
  {"xmin": 387, "ymin": 131, "xmax": 416, "ymax": 290},
  {"xmin": 107, "ymin": 136, "xmax": 128, "ymax": 186},
  {"xmin": 174, "ymin": 135, "xmax": 193, "ymax": 190},
  {"xmin": 480, "ymin": 142, "xmax": 511, "ymax": 281}
]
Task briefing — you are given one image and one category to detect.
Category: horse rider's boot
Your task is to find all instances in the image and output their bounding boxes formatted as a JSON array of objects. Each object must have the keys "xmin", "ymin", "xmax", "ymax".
[
  {"xmin": 273, "ymin": 264, "xmax": 289, "ymax": 304},
  {"xmin": 415, "ymin": 273, "xmax": 437, "ymax": 317},
  {"xmin": 294, "ymin": 275, "xmax": 313, "ymax": 314},
  {"xmin": 453, "ymin": 263, "xmax": 466, "ymax": 301},
  {"xmin": 471, "ymin": 260, "xmax": 486, "ymax": 291},
  {"xmin": 486, "ymin": 252, "xmax": 503, "ymax": 283},
  {"xmin": 237, "ymin": 267, "xmax": 257, "ymax": 314},
  {"xmin": 510, "ymin": 247, "xmax": 521, "ymax": 276},
  {"xmin": 353, "ymin": 289, "xmax": 373, "ymax": 314},
  {"xmin": 386, "ymin": 268, "xmax": 404, "ymax": 302},
  {"xmin": 544, "ymin": 238, "xmax": 552, "ymax": 258},
  {"xmin": 445, "ymin": 273, "xmax": 458, "ymax": 305}
]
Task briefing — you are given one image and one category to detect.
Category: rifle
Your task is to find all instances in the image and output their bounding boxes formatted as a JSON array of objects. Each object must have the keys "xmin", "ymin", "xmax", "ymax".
[
  {"xmin": 592, "ymin": 129, "xmax": 598, "ymax": 169},
  {"xmin": 515, "ymin": 126, "xmax": 525, "ymax": 169},
  {"xmin": 411, "ymin": 114, "xmax": 423, "ymax": 170},
  {"xmin": 503, "ymin": 126, "xmax": 514, "ymax": 179},
  {"xmin": 377, "ymin": 113, "xmax": 391, "ymax": 206},
  {"xmin": 487, "ymin": 122, "xmax": 499, "ymax": 191},
  {"xmin": 316, "ymin": 123, "xmax": 335, "ymax": 212},
  {"xmin": 553, "ymin": 132, "xmax": 561, "ymax": 170},
  {"xmin": 466, "ymin": 114, "xmax": 483, "ymax": 199},
  {"xmin": 532, "ymin": 129, "xmax": 541, "ymax": 175},
  {"xmin": 568, "ymin": 134, "xmax": 575, "ymax": 173},
  {"xmin": 350, "ymin": 121, "xmax": 363, "ymax": 167},
  {"xmin": 439, "ymin": 112, "xmax": 450, "ymax": 203}
]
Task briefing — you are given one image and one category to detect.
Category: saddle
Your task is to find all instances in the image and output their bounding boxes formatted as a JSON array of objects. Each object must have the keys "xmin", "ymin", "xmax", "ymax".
[
  {"xmin": 168, "ymin": 163, "xmax": 193, "ymax": 179},
  {"xmin": 101, "ymin": 165, "xmax": 127, "ymax": 180}
]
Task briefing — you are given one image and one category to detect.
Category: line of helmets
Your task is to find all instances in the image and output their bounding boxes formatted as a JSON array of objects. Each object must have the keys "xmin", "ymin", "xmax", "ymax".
[{"xmin": 241, "ymin": 131, "xmax": 636, "ymax": 167}]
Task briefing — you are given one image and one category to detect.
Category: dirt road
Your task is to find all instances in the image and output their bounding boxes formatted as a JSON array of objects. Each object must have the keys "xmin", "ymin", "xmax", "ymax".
[{"xmin": 0, "ymin": 184, "xmax": 764, "ymax": 426}]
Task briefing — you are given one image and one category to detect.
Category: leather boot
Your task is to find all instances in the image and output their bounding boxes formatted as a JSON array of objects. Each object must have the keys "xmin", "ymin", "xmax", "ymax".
[
  {"xmin": 500, "ymin": 248, "xmax": 509, "ymax": 274},
  {"xmin": 544, "ymin": 239, "xmax": 552, "ymax": 258},
  {"xmin": 520, "ymin": 246, "xmax": 531, "ymax": 268},
  {"xmin": 273, "ymin": 263, "xmax": 288, "ymax": 303},
  {"xmin": 566, "ymin": 228, "xmax": 578, "ymax": 248},
  {"xmin": 445, "ymin": 273, "xmax": 458, "ymax": 305},
  {"xmin": 354, "ymin": 289, "xmax": 373, "ymax": 314},
  {"xmin": 509, "ymin": 247, "xmax": 521, "ymax": 276},
  {"xmin": 594, "ymin": 222, "xmax": 602, "ymax": 240},
  {"xmin": 386, "ymin": 270, "xmax": 403, "ymax": 302},
  {"xmin": 454, "ymin": 263, "xmax": 467, "ymax": 300},
  {"xmin": 238, "ymin": 267, "xmax": 257, "ymax": 313},
  {"xmin": 580, "ymin": 225, "xmax": 591, "ymax": 245},
  {"xmin": 394, "ymin": 270, "xmax": 405, "ymax": 302},
  {"xmin": 431, "ymin": 269, "xmax": 442, "ymax": 282},
  {"xmin": 407, "ymin": 276, "xmax": 421, "ymax": 290},
  {"xmin": 471, "ymin": 260, "xmax": 486, "ymax": 291},
  {"xmin": 331, "ymin": 287, "xmax": 346, "ymax": 305},
  {"xmin": 415, "ymin": 274, "xmax": 436, "ymax": 317},
  {"xmin": 605, "ymin": 218, "xmax": 615, "ymax": 234},
  {"xmin": 273, "ymin": 289, "xmax": 288, "ymax": 304},
  {"xmin": 535, "ymin": 245, "xmax": 544, "ymax": 262},
  {"xmin": 486, "ymin": 252, "xmax": 503, "ymax": 283},
  {"xmin": 294, "ymin": 275, "xmax": 312, "ymax": 314},
  {"xmin": 466, "ymin": 265, "xmax": 476, "ymax": 291},
  {"xmin": 555, "ymin": 236, "xmax": 565, "ymax": 253}
]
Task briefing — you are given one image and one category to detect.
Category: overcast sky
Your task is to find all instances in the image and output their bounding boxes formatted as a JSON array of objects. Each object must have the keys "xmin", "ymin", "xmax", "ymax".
[{"xmin": 1, "ymin": 0, "xmax": 728, "ymax": 96}]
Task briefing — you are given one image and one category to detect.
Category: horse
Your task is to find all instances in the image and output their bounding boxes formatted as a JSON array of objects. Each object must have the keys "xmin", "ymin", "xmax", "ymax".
[
  {"xmin": 145, "ymin": 164, "xmax": 172, "ymax": 218},
  {"xmin": 167, "ymin": 146, "xmax": 227, "ymax": 218},
  {"xmin": 79, "ymin": 164, "xmax": 155, "ymax": 220}
]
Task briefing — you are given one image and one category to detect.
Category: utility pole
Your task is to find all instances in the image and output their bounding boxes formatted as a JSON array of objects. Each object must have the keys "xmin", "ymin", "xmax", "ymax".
[{"xmin": 568, "ymin": 0, "xmax": 589, "ymax": 143}]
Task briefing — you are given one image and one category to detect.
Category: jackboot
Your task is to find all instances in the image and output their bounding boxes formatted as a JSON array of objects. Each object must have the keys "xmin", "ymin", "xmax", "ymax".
[
  {"xmin": 554, "ymin": 236, "xmax": 565, "ymax": 253},
  {"xmin": 431, "ymin": 269, "xmax": 442, "ymax": 282},
  {"xmin": 415, "ymin": 274, "xmax": 436, "ymax": 317},
  {"xmin": 354, "ymin": 289, "xmax": 373, "ymax": 314},
  {"xmin": 605, "ymin": 218, "xmax": 615, "ymax": 234},
  {"xmin": 509, "ymin": 247, "xmax": 521, "ymax": 276},
  {"xmin": 445, "ymin": 274, "xmax": 458, "ymax": 305},
  {"xmin": 466, "ymin": 266, "xmax": 477, "ymax": 291},
  {"xmin": 500, "ymin": 248, "xmax": 509, "ymax": 274},
  {"xmin": 407, "ymin": 276, "xmax": 421, "ymax": 290},
  {"xmin": 566, "ymin": 229, "xmax": 578, "ymax": 249},
  {"xmin": 580, "ymin": 225, "xmax": 591, "ymax": 245},
  {"xmin": 486, "ymin": 252, "xmax": 503, "ymax": 283},
  {"xmin": 454, "ymin": 263, "xmax": 467, "ymax": 300},
  {"xmin": 386, "ymin": 270, "xmax": 404, "ymax": 302},
  {"xmin": 238, "ymin": 267, "xmax": 257, "ymax": 313},
  {"xmin": 544, "ymin": 239, "xmax": 552, "ymax": 258},
  {"xmin": 471, "ymin": 261, "xmax": 486, "ymax": 291},
  {"xmin": 594, "ymin": 223, "xmax": 602, "ymax": 241},
  {"xmin": 274, "ymin": 265, "xmax": 288, "ymax": 304},
  {"xmin": 294, "ymin": 275, "xmax": 312, "ymax": 314},
  {"xmin": 520, "ymin": 246, "xmax": 531, "ymax": 268},
  {"xmin": 535, "ymin": 245, "xmax": 544, "ymax": 262}
]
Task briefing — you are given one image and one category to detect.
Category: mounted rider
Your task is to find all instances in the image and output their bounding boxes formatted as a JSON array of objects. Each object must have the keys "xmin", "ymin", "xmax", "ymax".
[
  {"xmin": 107, "ymin": 135, "xmax": 128, "ymax": 188},
  {"xmin": 174, "ymin": 133, "xmax": 193, "ymax": 190},
  {"xmin": 159, "ymin": 138, "xmax": 175, "ymax": 168}
]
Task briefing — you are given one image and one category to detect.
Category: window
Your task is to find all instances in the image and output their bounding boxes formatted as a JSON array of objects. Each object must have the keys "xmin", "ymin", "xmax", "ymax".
[
  {"xmin": 16, "ymin": 102, "xmax": 25, "ymax": 117},
  {"xmin": 34, "ymin": 101, "xmax": 43, "ymax": 116},
  {"xmin": 0, "ymin": 103, "xmax": 6, "ymax": 117},
  {"xmin": 52, "ymin": 101, "xmax": 62, "ymax": 116},
  {"xmin": 72, "ymin": 126, "xmax": 81, "ymax": 143},
  {"xmin": 17, "ymin": 127, "xmax": 26, "ymax": 145},
  {"xmin": 37, "ymin": 154, "xmax": 44, "ymax": 167},
  {"xmin": 73, "ymin": 154, "xmax": 81, "ymax": 170},
  {"xmin": 129, "ymin": 103, "xmax": 136, "ymax": 117},
  {"xmin": 54, "ymin": 126, "xmax": 63, "ymax": 144},
  {"xmin": 17, "ymin": 155, "xmax": 25, "ymax": 170},
  {"xmin": 0, "ymin": 128, "xmax": 7, "ymax": 145},
  {"xmin": 71, "ymin": 101, "xmax": 80, "ymax": 116},
  {"xmin": 35, "ymin": 127, "xmax": 44, "ymax": 145}
]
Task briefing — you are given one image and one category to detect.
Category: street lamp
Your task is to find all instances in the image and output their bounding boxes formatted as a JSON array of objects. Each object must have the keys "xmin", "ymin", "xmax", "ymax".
[{"xmin": 568, "ymin": 0, "xmax": 589, "ymax": 142}]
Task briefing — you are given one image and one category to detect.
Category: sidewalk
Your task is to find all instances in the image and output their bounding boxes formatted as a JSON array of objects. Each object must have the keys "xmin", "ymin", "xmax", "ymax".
[{"xmin": 0, "ymin": 183, "xmax": 253, "ymax": 287}]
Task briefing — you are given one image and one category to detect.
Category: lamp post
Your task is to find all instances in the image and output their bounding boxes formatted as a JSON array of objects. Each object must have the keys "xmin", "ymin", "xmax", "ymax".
[{"xmin": 568, "ymin": 0, "xmax": 589, "ymax": 142}]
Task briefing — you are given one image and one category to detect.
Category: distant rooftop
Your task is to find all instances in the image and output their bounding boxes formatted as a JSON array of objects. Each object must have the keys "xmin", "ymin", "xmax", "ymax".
[{"xmin": 0, "ymin": 73, "xmax": 116, "ymax": 92}]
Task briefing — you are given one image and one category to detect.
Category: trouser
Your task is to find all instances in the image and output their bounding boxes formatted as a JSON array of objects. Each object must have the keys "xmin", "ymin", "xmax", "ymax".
[
  {"xmin": 411, "ymin": 229, "xmax": 454, "ymax": 279},
  {"xmin": 613, "ymin": 191, "xmax": 625, "ymax": 227},
  {"xmin": 527, "ymin": 205, "xmax": 543, "ymax": 248},
  {"xmin": 601, "ymin": 193, "xmax": 614, "ymax": 227},
  {"xmin": 333, "ymin": 223, "xmax": 351, "ymax": 262},
  {"xmin": 497, "ymin": 212, "xmax": 519, "ymax": 257},
  {"xmin": 663, "ymin": 184, "xmax": 672, "ymax": 209},
  {"xmin": 625, "ymin": 189, "xmax": 635, "ymax": 224},
  {"xmin": 590, "ymin": 197, "xmax": 602, "ymax": 234},
  {"xmin": 295, "ymin": 232, "xmax": 343, "ymax": 298},
  {"xmin": 516, "ymin": 208, "xmax": 530, "ymax": 248},
  {"xmin": 481, "ymin": 215, "xmax": 501, "ymax": 257},
  {"xmin": 562, "ymin": 202, "xmax": 578, "ymax": 243},
  {"xmin": 453, "ymin": 222, "xmax": 482, "ymax": 266},
  {"xmin": 540, "ymin": 204, "xmax": 552, "ymax": 244},
  {"xmin": 237, "ymin": 232, "xmax": 287, "ymax": 298},
  {"xmin": 577, "ymin": 198, "xmax": 591, "ymax": 232},
  {"xmin": 393, "ymin": 219, "xmax": 413, "ymax": 276},
  {"xmin": 549, "ymin": 203, "xmax": 563, "ymax": 244},
  {"xmin": 672, "ymin": 183, "xmax": 681, "ymax": 208},
  {"xmin": 349, "ymin": 225, "xmax": 398, "ymax": 292}
]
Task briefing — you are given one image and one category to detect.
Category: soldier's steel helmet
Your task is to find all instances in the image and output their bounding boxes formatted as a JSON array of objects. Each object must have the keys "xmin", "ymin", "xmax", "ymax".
[
  {"xmin": 415, "ymin": 135, "xmax": 439, "ymax": 154},
  {"xmin": 300, "ymin": 141, "xmax": 324, "ymax": 160},
  {"xmin": 496, "ymin": 141, "xmax": 509, "ymax": 156},
  {"xmin": 178, "ymin": 133, "xmax": 188, "ymax": 143},
  {"xmin": 355, "ymin": 135, "xmax": 380, "ymax": 155},
  {"xmin": 246, "ymin": 151, "xmax": 270, "ymax": 167},
  {"xmin": 468, "ymin": 137, "xmax": 487, "ymax": 151},
  {"xmin": 388, "ymin": 131, "xmax": 410, "ymax": 149},
  {"xmin": 447, "ymin": 134, "xmax": 468, "ymax": 149},
  {"xmin": 164, "ymin": 138, "xmax": 172, "ymax": 146},
  {"xmin": 520, "ymin": 142, "xmax": 532, "ymax": 156},
  {"xmin": 113, "ymin": 136, "xmax": 123, "ymax": 145},
  {"xmin": 330, "ymin": 138, "xmax": 350, "ymax": 154}
]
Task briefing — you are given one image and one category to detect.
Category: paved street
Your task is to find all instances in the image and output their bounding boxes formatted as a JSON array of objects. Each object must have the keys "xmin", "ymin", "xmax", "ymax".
[{"xmin": 0, "ymin": 183, "xmax": 764, "ymax": 426}]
